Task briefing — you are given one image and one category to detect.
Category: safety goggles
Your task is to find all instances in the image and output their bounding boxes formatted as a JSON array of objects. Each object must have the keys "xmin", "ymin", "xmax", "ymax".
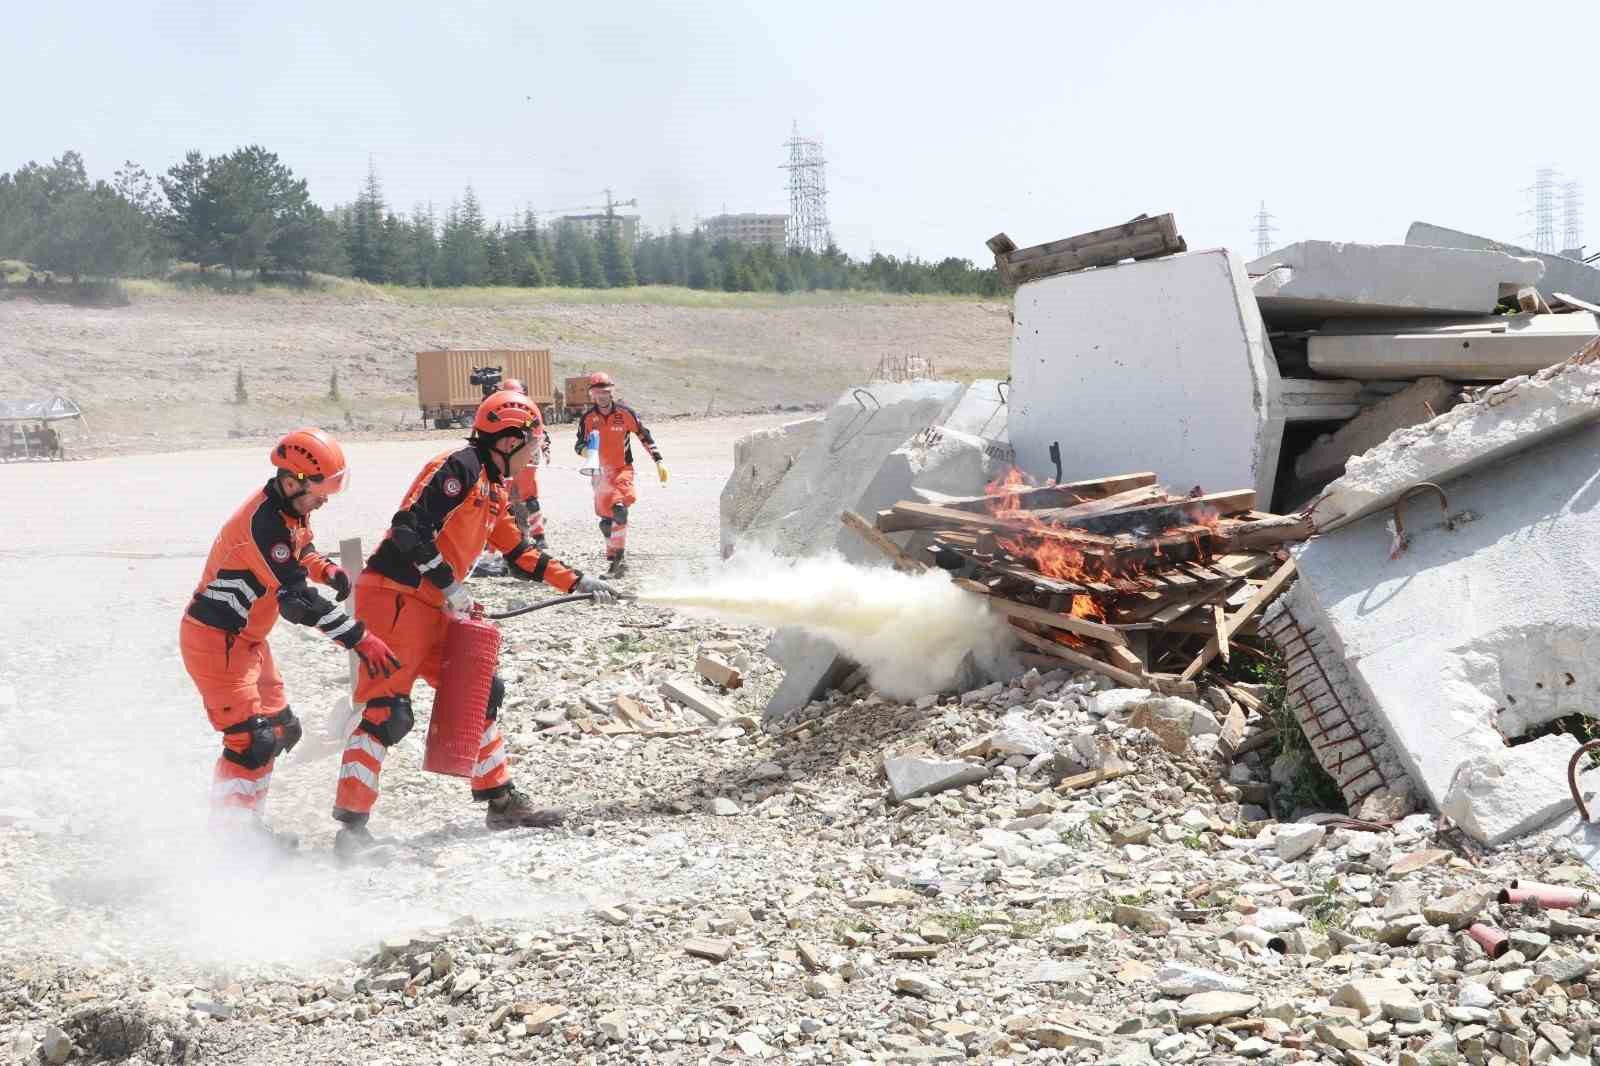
[{"xmin": 294, "ymin": 468, "xmax": 349, "ymax": 496}]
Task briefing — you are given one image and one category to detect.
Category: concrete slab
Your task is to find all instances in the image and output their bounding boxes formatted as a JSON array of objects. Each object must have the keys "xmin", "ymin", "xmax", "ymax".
[
  {"xmin": 1315, "ymin": 350, "xmax": 1600, "ymax": 531},
  {"xmin": 1409, "ymin": 222, "xmax": 1600, "ymax": 307},
  {"xmin": 1307, "ymin": 312, "xmax": 1600, "ymax": 380},
  {"xmin": 719, "ymin": 416, "xmax": 824, "ymax": 558},
  {"xmin": 1249, "ymin": 240, "xmax": 1543, "ymax": 327},
  {"xmin": 744, "ymin": 381, "xmax": 963, "ymax": 722},
  {"xmin": 941, "ymin": 378, "xmax": 1011, "ymax": 442},
  {"xmin": 1293, "ymin": 378, "xmax": 1460, "ymax": 484},
  {"xmin": 1289, "ymin": 417, "xmax": 1600, "ymax": 840},
  {"xmin": 1441, "ymin": 735, "xmax": 1600, "ymax": 847},
  {"xmin": 1280, "ymin": 378, "xmax": 1365, "ymax": 423},
  {"xmin": 1009, "ymin": 248, "xmax": 1284, "ymax": 501}
]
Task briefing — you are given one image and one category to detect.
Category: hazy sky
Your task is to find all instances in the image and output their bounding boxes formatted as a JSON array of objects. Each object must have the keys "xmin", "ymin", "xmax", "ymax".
[{"xmin": 11, "ymin": 0, "xmax": 1600, "ymax": 262}]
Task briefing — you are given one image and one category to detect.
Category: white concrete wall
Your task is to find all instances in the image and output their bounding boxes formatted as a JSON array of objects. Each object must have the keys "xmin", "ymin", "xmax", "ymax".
[
  {"xmin": 1409, "ymin": 222, "xmax": 1600, "ymax": 306},
  {"xmin": 1009, "ymin": 249, "xmax": 1284, "ymax": 501}
]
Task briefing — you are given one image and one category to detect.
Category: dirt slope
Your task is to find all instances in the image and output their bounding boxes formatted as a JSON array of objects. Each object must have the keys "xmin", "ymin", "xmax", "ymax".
[{"xmin": 0, "ymin": 287, "xmax": 1011, "ymax": 453}]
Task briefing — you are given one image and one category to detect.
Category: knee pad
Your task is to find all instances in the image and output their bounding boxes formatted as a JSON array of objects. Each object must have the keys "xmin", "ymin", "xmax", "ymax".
[
  {"xmin": 359, "ymin": 696, "xmax": 415, "ymax": 747},
  {"xmin": 611, "ymin": 503, "xmax": 628, "ymax": 526},
  {"xmin": 599, "ymin": 517, "xmax": 613, "ymax": 538},
  {"xmin": 485, "ymin": 675, "xmax": 505, "ymax": 722},
  {"xmin": 222, "ymin": 715, "xmax": 280, "ymax": 770},
  {"xmin": 276, "ymin": 707, "xmax": 303, "ymax": 754}
]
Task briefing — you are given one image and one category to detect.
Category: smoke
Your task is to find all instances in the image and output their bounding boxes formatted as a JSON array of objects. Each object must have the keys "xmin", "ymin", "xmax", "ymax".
[{"xmin": 640, "ymin": 549, "xmax": 1012, "ymax": 699}]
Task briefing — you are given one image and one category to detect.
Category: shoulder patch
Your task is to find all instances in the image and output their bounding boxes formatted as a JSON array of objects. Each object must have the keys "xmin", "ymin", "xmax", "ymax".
[
  {"xmin": 442, "ymin": 476, "xmax": 464, "ymax": 497},
  {"xmin": 270, "ymin": 543, "xmax": 293, "ymax": 563}
]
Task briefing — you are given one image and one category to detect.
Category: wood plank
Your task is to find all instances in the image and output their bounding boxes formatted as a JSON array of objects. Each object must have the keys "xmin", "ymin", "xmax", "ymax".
[
  {"xmin": 696, "ymin": 653, "xmax": 743, "ymax": 690},
  {"xmin": 1105, "ymin": 642, "xmax": 1147, "ymax": 675},
  {"xmin": 906, "ymin": 472, "xmax": 1160, "ymax": 519},
  {"xmin": 954, "ymin": 580, "xmax": 1127, "ymax": 646},
  {"xmin": 1028, "ymin": 485, "xmax": 1168, "ymax": 524},
  {"xmin": 340, "ymin": 537, "xmax": 364, "ymax": 693},
  {"xmin": 880, "ymin": 503, "xmax": 1122, "ymax": 552},
  {"xmin": 659, "ymin": 678, "xmax": 731, "ymax": 724},
  {"xmin": 1007, "ymin": 623, "xmax": 1147, "ymax": 688},
  {"xmin": 1555, "ymin": 291, "xmax": 1600, "ymax": 315},
  {"xmin": 1213, "ymin": 605, "xmax": 1230, "ymax": 664},
  {"xmin": 1211, "ymin": 513, "xmax": 1316, "ymax": 552},
  {"xmin": 1178, "ymin": 559, "xmax": 1298, "ymax": 682},
  {"xmin": 841, "ymin": 510, "xmax": 929, "ymax": 572},
  {"xmin": 1055, "ymin": 766, "xmax": 1131, "ymax": 793},
  {"xmin": 1059, "ymin": 490, "xmax": 1257, "ymax": 536},
  {"xmin": 995, "ymin": 214, "xmax": 1185, "ymax": 285}
]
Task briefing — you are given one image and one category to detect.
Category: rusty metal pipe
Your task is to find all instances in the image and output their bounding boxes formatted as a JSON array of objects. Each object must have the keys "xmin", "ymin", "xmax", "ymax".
[
  {"xmin": 1499, "ymin": 880, "xmax": 1595, "ymax": 911},
  {"xmin": 1569, "ymin": 740, "xmax": 1600, "ymax": 822},
  {"xmin": 1466, "ymin": 923, "xmax": 1509, "ymax": 960}
]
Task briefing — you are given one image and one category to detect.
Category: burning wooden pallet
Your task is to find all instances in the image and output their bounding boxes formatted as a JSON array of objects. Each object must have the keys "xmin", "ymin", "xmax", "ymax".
[{"xmin": 851, "ymin": 470, "xmax": 1312, "ymax": 693}]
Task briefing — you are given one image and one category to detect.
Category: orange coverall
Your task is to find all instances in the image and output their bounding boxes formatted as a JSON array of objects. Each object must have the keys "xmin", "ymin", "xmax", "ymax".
[
  {"xmin": 333, "ymin": 446, "xmax": 581, "ymax": 823},
  {"xmin": 573, "ymin": 402, "xmax": 661, "ymax": 560},
  {"xmin": 182, "ymin": 480, "xmax": 365, "ymax": 821}
]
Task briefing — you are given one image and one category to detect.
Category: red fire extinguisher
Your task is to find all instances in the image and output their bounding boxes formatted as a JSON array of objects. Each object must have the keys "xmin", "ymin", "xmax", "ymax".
[{"xmin": 424, "ymin": 605, "xmax": 502, "ymax": 778}]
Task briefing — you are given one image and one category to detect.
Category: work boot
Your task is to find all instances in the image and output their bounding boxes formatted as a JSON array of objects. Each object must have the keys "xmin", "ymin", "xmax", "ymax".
[
  {"xmin": 532, "ymin": 535, "xmax": 548, "ymax": 550},
  {"xmin": 486, "ymin": 786, "xmax": 565, "ymax": 830},
  {"xmin": 333, "ymin": 822, "xmax": 377, "ymax": 861},
  {"xmin": 606, "ymin": 552, "xmax": 627, "ymax": 578}
]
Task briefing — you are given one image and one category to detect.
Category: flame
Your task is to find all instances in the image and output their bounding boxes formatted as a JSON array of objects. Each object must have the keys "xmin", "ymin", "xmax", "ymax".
[
  {"xmin": 984, "ymin": 467, "xmax": 1033, "ymax": 517},
  {"xmin": 1069, "ymin": 595, "xmax": 1106, "ymax": 623}
]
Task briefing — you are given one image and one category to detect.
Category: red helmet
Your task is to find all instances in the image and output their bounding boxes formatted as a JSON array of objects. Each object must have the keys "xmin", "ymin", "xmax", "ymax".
[
  {"xmin": 473, "ymin": 390, "xmax": 542, "ymax": 435},
  {"xmin": 588, "ymin": 372, "xmax": 615, "ymax": 390},
  {"xmin": 502, "ymin": 378, "xmax": 527, "ymax": 395},
  {"xmin": 272, "ymin": 428, "xmax": 348, "ymax": 495}
]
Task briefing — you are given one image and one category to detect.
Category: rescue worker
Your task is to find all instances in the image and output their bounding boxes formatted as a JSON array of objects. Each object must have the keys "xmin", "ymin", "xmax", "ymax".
[
  {"xmin": 573, "ymin": 372, "xmax": 666, "ymax": 577},
  {"xmin": 332, "ymin": 390, "xmax": 617, "ymax": 855},
  {"xmin": 500, "ymin": 378, "xmax": 551, "ymax": 549},
  {"xmin": 181, "ymin": 428, "xmax": 403, "ymax": 846}
]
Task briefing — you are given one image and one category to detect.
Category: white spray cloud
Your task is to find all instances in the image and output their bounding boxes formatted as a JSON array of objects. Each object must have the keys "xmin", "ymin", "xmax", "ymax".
[{"xmin": 640, "ymin": 548, "xmax": 1012, "ymax": 699}]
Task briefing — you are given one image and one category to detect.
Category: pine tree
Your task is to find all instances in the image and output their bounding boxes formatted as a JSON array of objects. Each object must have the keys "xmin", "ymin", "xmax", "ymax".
[
  {"xmin": 575, "ymin": 227, "xmax": 604, "ymax": 288},
  {"xmin": 600, "ymin": 211, "xmax": 636, "ymax": 287}
]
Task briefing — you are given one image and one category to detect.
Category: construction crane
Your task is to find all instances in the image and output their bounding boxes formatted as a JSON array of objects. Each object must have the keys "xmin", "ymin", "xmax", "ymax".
[{"xmin": 535, "ymin": 188, "xmax": 637, "ymax": 221}]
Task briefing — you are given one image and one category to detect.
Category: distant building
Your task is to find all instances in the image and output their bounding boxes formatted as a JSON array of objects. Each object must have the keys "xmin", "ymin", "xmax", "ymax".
[
  {"xmin": 558, "ymin": 213, "xmax": 640, "ymax": 246},
  {"xmin": 701, "ymin": 213, "xmax": 788, "ymax": 250}
]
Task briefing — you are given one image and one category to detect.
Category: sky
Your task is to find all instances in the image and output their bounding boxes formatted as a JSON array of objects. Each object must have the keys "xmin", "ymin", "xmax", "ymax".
[{"xmin": 9, "ymin": 0, "xmax": 1600, "ymax": 263}]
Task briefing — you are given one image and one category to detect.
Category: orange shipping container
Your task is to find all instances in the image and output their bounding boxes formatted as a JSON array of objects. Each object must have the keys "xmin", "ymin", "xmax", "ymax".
[{"xmin": 416, "ymin": 350, "xmax": 554, "ymax": 424}]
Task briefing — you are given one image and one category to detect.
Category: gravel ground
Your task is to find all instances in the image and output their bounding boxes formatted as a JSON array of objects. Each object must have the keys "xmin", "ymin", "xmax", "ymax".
[{"xmin": 6, "ymin": 416, "xmax": 1600, "ymax": 1066}]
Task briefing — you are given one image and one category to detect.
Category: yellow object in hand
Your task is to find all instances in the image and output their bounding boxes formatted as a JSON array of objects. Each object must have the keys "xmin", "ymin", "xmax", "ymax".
[{"xmin": 656, "ymin": 461, "xmax": 669, "ymax": 485}]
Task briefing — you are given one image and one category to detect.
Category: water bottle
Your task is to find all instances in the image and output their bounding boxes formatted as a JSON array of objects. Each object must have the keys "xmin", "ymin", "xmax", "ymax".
[{"xmin": 578, "ymin": 429, "xmax": 601, "ymax": 476}]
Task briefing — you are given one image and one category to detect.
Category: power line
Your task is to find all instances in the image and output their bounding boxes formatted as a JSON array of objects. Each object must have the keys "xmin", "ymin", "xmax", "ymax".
[
  {"xmin": 781, "ymin": 120, "xmax": 831, "ymax": 254},
  {"xmin": 1530, "ymin": 166, "xmax": 1558, "ymax": 253}
]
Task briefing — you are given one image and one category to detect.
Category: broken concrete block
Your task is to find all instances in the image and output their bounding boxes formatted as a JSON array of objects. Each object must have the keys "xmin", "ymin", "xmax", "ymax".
[
  {"xmin": 1307, "ymin": 312, "xmax": 1600, "ymax": 381},
  {"xmin": 719, "ymin": 415, "xmax": 823, "ymax": 558},
  {"xmin": 1122, "ymin": 696, "xmax": 1220, "ymax": 754},
  {"xmin": 1409, "ymin": 221, "xmax": 1600, "ymax": 307},
  {"xmin": 1294, "ymin": 377, "xmax": 1460, "ymax": 485},
  {"xmin": 1279, "ymin": 377, "xmax": 1365, "ymax": 422},
  {"xmin": 1442, "ymin": 735, "xmax": 1598, "ymax": 846},
  {"xmin": 1248, "ymin": 240, "xmax": 1542, "ymax": 326},
  {"xmin": 1276, "ymin": 822, "xmax": 1326, "ymax": 862},
  {"xmin": 1008, "ymin": 248, "xmax": 1285, "ymax": 503},
  {"xmin": 1284, "ymin": 413, "xmax": 1600, "ymax": 839},
  {"xmin": 1316, "ymin": 353, "xmax": 1600, "ymax": 531},
  {"xmin": 883, "ymin": 756, "xmax": 990, "ymax": 803},
  {"xmin": 939, "ymin": 378, "xmax": 1010, "ymax": 441}
]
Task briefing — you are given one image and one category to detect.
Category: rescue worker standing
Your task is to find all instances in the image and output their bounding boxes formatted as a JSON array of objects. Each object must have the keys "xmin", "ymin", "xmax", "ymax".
[
  {"xmin": 573, "ymin": 372, "xmax": 665, "ymax": 577},
  {"xmin": 181, "ymin": 429, "xmax": 402, "ymax": 845},
  {"xmin": 500, "ymin": 378, "xmax": 551, "ymax": 549},
  {"xmin": 332, "ymin": 390, "xmax": 616, "ymax": 855}
]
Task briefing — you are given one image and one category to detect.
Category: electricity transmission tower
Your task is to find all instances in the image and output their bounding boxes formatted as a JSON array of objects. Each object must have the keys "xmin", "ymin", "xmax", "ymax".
[
  {"xmin": 1252, "ymin": 201, "xmax": 1277, "ymax": 258},
  {"xmin": 781, "ymin": 121, "xmax": 831, "ymax": 253},
  {"xmin": 1563, "ymin": 180, "xmax": 1584, "ymax": 256},
  {"xmin": 1530, "ymin": 166, "xmax": 1558, "ymax": 253}
]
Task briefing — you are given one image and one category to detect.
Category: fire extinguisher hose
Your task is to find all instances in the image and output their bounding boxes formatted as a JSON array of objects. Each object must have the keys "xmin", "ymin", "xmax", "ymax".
[{"xmin": 486, "ymin": 590, "xmax": 637, "ymax": 621}]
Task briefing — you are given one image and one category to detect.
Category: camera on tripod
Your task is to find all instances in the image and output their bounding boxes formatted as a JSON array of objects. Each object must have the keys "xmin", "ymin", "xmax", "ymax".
[{"xmin": 469, "ymin": 366, "xmax": 503, "ymax": 397}]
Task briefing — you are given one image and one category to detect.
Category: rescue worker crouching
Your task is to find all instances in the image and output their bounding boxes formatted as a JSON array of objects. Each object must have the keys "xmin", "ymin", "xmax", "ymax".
[
  {"xmin": 573, "ymin": 372, "xmax": 665, "ymax": 577},
  {"xmin": 333, "ymin": 390, "xmax": 617, "ymax": 857},
  {"xmin": 180, "ymin": 428, "xmax": 402, "ymax": 850}
]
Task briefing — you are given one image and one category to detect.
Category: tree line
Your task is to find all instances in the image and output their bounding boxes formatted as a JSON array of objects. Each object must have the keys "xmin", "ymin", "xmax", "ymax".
[{"xmin": 0, "ymin": 147, "xmax": 1003, "ymax": 296}]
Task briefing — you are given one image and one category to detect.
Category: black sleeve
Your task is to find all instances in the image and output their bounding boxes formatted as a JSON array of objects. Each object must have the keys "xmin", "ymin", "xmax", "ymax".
[
  {"xmin": 623, "ymin": 404, "xmax": 662, "ymax": 461},
  {"xmin": 278, "ymin": 582, "xmax": 366, "ymax": 649},
  {"xmin": 574, "ymin": 411, "xmax": 590, "ymax": 456},
  {"xmin": 388, "ymin": 450, "xmax": 480, "ymax": 589}
]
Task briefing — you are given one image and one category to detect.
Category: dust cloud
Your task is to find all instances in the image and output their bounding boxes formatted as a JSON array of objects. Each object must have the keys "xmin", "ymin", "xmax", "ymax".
[{"xmin": 640, "ymin": 549, "xmax": 1011, "ymax": 699}]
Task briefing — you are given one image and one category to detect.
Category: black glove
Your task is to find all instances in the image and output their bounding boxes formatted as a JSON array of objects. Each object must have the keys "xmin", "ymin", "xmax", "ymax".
[
  {"xmin": 325, "ymin": 565, "xmax": 352, "ymax": 602},
  {"xmin": 278, "ymin": 582, "xmax": 336, "ymax": 626}
]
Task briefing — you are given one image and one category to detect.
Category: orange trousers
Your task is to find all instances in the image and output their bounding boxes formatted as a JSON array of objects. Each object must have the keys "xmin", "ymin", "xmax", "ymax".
[
  {"xmin": 180, "ymin": 617, "xmax": 289, "ymax": 820},
  {"xmin": 593, "ymin": 466, "xmax": 637, "ymax": 558},
  {"xmin": 333, "ymin": 572, "xmax": 511, "ymax": 819}
]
